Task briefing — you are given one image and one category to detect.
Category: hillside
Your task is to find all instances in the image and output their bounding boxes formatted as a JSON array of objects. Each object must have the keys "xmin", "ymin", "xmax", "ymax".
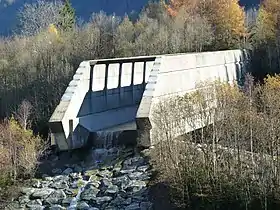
[{"xmin": 0, "ymin": 0, "xmax": 260, "ymax": 36}]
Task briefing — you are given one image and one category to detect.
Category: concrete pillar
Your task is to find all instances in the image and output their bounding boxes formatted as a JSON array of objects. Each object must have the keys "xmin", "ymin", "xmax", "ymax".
[
  {"xmin": 131, "ymin": 62, "xmax": 135, "ymax": 102},
  {"xmin": 68, "ymin": 119, "xmax": 73, "ymax": 150},
  {"xmin": 118, "ymin": 62, "xmax": 123, "ymax": 88},
  {"xmin": 142, "ymin": 61, "xmax": 146, "ymax": 86},
  {"xmin": 104, "ymin": 63, "xmax": 109, "ymax": 105}
]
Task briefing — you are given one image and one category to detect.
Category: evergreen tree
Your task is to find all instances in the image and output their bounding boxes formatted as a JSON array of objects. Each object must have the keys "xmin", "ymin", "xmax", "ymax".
[{"xmin": 58, "ymin": 0, "xmax": 76, "ymax": 31}]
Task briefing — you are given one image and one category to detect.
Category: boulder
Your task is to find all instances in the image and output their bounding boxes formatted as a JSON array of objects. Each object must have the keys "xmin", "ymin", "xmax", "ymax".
[
  {"xmin": 80, "ymin": 187, "xmax": 100, "ymax": 201},
  {"xmin": 43, "ymin": 189, "xmax": 66, "ymax": 205},
  {"xmin": 31, "ymin": 188, "xmax": 54, "ymax": 199},
  {"xmin": 62, "ymin": 168, "xmax": 73, "ymax": 175}
]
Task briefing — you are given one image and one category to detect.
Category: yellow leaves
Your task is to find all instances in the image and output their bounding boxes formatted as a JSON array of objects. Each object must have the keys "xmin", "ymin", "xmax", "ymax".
[
  {"xmin": 254, "ymin": 1, "xmax": 278, "ymax": 44},
  {"xmin": 0, "ymin": 117, "xmax": 43, "ymax": 180},
  {"xmin": 264, "ymin": 74, "xmax": 280, "ymax": 90},
  {"xmin": 167, "ymin": 0, "xmax": 199, "ymax": 16},
  {"xmin": 48, "ymin": 24, "xmax": 58, "ymax": 36},
  {"xmin": 166, "ymin": 0, "xmax": 246, "ymax": 49}
]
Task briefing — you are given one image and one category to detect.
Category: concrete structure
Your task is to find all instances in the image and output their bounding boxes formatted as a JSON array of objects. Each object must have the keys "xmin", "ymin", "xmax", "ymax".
[{"xmin": 49, "ymin": 49, "xmax": 249, "ymax": 151}]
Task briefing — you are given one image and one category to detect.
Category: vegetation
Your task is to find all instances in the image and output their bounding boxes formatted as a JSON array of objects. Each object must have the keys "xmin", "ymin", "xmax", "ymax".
[
  {"xmin": 150, "ymin": 75, "xmax": 280, "ymax": 209},
  {"xmin": 0, "ymin": 0, "xmax": 280, "ymax": 208},
  {"xmin": 0, "ymin": 100, "xmax": 45, "ymax": 207}
]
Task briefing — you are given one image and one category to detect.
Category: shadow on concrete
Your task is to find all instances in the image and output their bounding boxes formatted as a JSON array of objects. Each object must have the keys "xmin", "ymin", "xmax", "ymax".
[{"xmin": 78, "ymin": 84, "xmax": 146, "ymax": 117}]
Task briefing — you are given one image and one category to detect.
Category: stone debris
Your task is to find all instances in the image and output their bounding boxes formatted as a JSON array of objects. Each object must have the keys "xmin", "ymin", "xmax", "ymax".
[{"xmin": 8, "ymin": 147, "xmax": 153, "ymax": 210}]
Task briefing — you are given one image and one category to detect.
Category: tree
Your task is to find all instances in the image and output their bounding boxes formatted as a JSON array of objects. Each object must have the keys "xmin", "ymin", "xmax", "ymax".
[
  {"xmin": 57, "ymin": 0, "xmax": 76, "ymax": 31},
  {"xmin": 166, "ymin": 0, "xmax": 246, "ymax": 50},
  {"xmin": 167, "ymin": 0, "xmax": 199, "ymax": 16},
  {"xmin": 115, "ymin": 16, "xmax": 135, "ymax": 57},
  {"xmin": 17, "ymin": 0, "xmax": 63, "ymax": 36},
  {"xmin": 209, "ymin": 0, "xmax": 246, "ymax": 49},
  {"xmin": 252, "ymin": 0, "xmax": 280, "ymax": 45}
]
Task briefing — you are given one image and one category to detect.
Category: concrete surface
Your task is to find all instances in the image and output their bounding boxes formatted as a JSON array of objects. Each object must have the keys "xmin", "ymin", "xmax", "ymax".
[{"xmin": 49, "ymin": 50, "xmax": 249, "ymax": 151}]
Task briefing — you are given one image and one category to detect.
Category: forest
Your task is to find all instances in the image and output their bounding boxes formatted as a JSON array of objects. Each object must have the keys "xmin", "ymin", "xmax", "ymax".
[{"xmin": 1, "ymin": 0, "xmax": 280, "ymax": 209}]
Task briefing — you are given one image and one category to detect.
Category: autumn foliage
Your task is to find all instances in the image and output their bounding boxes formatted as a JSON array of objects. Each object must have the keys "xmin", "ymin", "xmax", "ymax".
[
  {"xmin": 166, "ymin": 0, "xmax": 246, "ymax": 49},
  {"xmin": 0, "ymin": 101, "xmax": 45, "ymax": 188},
  {"xmin": 151, "ymin": 74, "xmax": 280, "ymax": 209}
]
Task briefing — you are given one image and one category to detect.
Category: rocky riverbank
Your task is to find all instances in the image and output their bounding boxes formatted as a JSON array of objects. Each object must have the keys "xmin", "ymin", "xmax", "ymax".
[{"xmin": 6, "ymin": 147, "xmax": 153, "ymax": 210}]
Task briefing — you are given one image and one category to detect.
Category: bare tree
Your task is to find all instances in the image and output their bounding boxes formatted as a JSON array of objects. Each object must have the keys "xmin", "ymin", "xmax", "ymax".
[
  {"xmin": 14, "ymin": 100, "xmax": 32, "ymax": 130},
  {"xmin": 17, "ymin": 0, "xmax": 63, "ymax": 36}
]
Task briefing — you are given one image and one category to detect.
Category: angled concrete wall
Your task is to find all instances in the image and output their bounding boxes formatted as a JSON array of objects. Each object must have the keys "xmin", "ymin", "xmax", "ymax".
[
  {"xmin": 136, "ymin": 49, "xmax": 249, "ymax": 147},
  {"xmin": 49, "ymin": 50, "xmax": 249, "ymax": 151}
]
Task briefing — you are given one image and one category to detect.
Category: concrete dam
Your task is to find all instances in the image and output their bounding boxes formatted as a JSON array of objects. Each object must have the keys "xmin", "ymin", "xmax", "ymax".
[{"xmin": 49, "ymin": 49, "xmax": 249, "ymax": 151}]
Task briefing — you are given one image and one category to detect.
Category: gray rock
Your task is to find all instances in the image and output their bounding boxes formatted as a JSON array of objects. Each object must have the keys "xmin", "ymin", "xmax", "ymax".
[
  {"xmin": 18, "ymin": 195, "xmax": 30, "ymax": 205},
  {"xmin": 4, "ymin": 201, "xmax": 25, "ymax": 210},
  {"xmin": 62, "ymin": 197, "xmax": 73, "ymax": 206},
  {"xmin": 132, "ymin": 195, "xmax": 147, "ymax": 203},
  {"xmin": 112, "ymin": 175, "xmax": 130, "ymax": 189},
  {"xmin": 77, "ymin": 201, "xmax": 90, "ymax": 210},
  {"xmin": 62, "ymin": 167, "xmax": 73, "ymax": 175},
  {"xmin": 42, "ymin": 174, "xmax": 50, "ymax": 179},
  {"xmin": 129, "ymin": 180, "xmax": 146, "ymax": 188},
  {"xmin": 140, "ymin": 202, "xmax": 153, "ymax": 210},
  {"xmin": 125, "ymin": 198, "xmax": 133, "ymax": 205},
  {"xmin": 74, "ymin": 165, "xmax": 83, "ymax": 173},
  {"xmin": 105, "ymin": 185, "xmax": 119, "ymax": 194},
  {"xmin": 49, "ymin": 180, "xmax": 68, "ymax": 189},
  {"xmin": 21, "ymin": 187, "xmax": 35, "ymax": 196},
  {"xmin": 123, "ymin": 158, "xmax": 132, "ymax": 167},
  {"xmin": 125, "ymin": 203, "xmax": 141, "ymax": 210},
  {"xmin": 89, "ymin": 175, "xmax": 100, "ymax": 182},
  {"xmin": 80, "ymin": 187, "xmax": 100, "ymax": 201},
  {"xmin": 89, "ymin": 208, "xmax": 100, "ymax": 210},
  {"xmin": 31, "ymin": 188, "xmax": 54, "ymax": 199},
  {"xmin": 31, "ymin": 179, "xmax": 41, "ymax": 188},
  {"xmin": 93, "ymin": 196, "xmax": 112, "ymax": 205},
  {"xmin": 137, "ymin": 165, "xmax": 150, "ymax": 173},
  {"xmin": 88, "ymin": 180, "xmax": 100, "ymax": 188},
  {"xmin": 64, "ymin": 189, "xmax": 75, "ymax": 196},
  {"xmin": 53, "ymin": 175, "xmax": 69, "ymax": 182},
  {"xmin": 104, "ymin": 207, "xmax": 116, "ymax": 210},
  {"xmin": 44, "ymin": 189, "xmax": 66, "ymax": 205},
  {"xmin": 120, "ymin": 168, "xmax": 136, "ymax": 175},
  {"xmin": 111, "ymin": 195, "xmax": 132, "ymax": 206},
  {"xmin": 52, "ymin": 168, "xmax": 62, "ymax": 175},
  {"xmin": 70, "ymin": 172, "xmax": 82, "ymax": 180},
  {"xmin": 100, "ymin": 178, "xmax": 111, "ymax": 188},
  {"xmin": 131, "ymin": 156, "xmax": 145, "ymax": 166},
  {"xmin": 97, "ymin": 170, "xmax": 112, "ymax": 178},
  {"xmin": 41, "ymin": 180, "xmax": 51, "ymax": 188},
  {"xmin": 26, "ymin": 199, "xmax": 43, "ymax": 209},
  {"xmin": 49, "ymin": 205, "xmax": 66, "ymax": 210},
  {"xmin": 128, "ymin": 172, "xmax": 144, "ymax": 180}
]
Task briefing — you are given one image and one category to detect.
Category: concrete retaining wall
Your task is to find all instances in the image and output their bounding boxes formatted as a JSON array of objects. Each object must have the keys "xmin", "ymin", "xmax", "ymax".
[{"xmin": 136, "ymin": 49, "xmax": 249, "ymax": 147}]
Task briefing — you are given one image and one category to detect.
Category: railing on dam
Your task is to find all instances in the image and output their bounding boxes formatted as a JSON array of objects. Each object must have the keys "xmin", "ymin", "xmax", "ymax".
[{"xmin": 78, "ymin": 57, "xmax": 156, "ymax": 117}]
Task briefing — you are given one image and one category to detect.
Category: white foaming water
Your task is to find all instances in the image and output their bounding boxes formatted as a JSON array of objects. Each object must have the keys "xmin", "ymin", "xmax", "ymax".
[
  {"xmin": 95, "ymin": 131, "xmax": 121, "ymax": 149},
  {"xmin": 68, "ymin": 180, "xmax": 90, "ymax": 210},
  {"xmin": 68, "ymin": 131, "xmax": 122, "ymax": 209}
]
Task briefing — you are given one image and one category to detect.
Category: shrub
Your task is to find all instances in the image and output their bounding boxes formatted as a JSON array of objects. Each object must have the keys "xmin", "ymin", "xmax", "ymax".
[
  {"xmin": 150, "ymin": 75, "xmax": 280, "ymax": 209},
  {"xmin": 0, "ymin": 117, "xmax": 44, "ymax": 182}
]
